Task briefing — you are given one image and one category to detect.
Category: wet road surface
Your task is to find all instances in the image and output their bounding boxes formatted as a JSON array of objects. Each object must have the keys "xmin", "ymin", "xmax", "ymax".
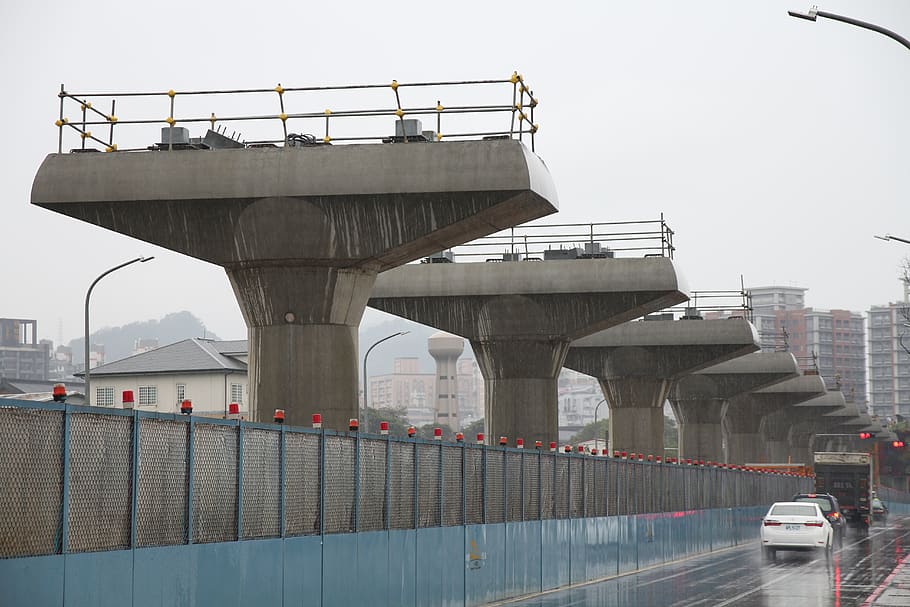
[{"xmin": 501, "ymin": 516, "xmax": 910, "ymax": 606}]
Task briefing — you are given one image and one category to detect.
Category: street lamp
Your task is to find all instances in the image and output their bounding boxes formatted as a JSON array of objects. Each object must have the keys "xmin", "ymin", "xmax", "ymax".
[
  {"xmin": 361, "ymin": 331, "xmax": 409, "ymax": 428},
  {"xmin": 84, "ymin": 256, "xmax": 154, "ymax": 405},
  {"xmin": 593, "ymin": 398, "xmax": 607, "ymax": 452},
  {"xmin": 875, "ymin": 234, "xmax": 910, "ymax": 245},
  {"xmin": 788, "ymin": 6, "xmax": 910, "ymax": 52}
]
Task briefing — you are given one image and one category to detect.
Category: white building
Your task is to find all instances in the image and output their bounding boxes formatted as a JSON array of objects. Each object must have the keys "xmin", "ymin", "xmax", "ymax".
[{"xmin": 84, "ymin": 338, "xmax": 248, "ymax": 416}]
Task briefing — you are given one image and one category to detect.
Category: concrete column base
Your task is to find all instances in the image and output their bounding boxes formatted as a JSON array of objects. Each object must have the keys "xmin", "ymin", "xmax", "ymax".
[
  {"xmin": 484, "ymin": 377, "xmax": 558, "ymax": 446},
  {"xmin": 765, "ymin": 439, "xmax": 791, "ymax": 463},
  {"xmin": 673, "ymin": 399, "xmax": 726, "ymax": 462},
  {"xmin": 600, "ymin": 377, "xmax": 671, "ymax": 456},
  {"xmin": 248, "ymin": 323, "xmax": 359, "ymax": 430},
  {"xmin": 229, "ymin": 264, "xmax": 376, "ymax": 429},
  {"xmin": 726, "ymin": 432, "xmax": 766, "ymax": 464},
  {"xmin": 608, "ymin": 406, "xmax": 665, "ymax": 457}
]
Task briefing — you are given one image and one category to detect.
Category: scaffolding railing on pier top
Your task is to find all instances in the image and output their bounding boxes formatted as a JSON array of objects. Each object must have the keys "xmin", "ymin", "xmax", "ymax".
[
  {"xmin": 423, "ymin": 216, "xmax": 676, "ymax": 264},
  {"xmin": 53, "ymin": 72, "xmax": 539, "ymax": 153}
]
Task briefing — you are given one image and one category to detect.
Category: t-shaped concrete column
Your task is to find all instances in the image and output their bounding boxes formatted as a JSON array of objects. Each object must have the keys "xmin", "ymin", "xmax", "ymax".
[
  {"xmin": 723, "ymin": 366, "xmax": 822, "ymax": 465},
  {"xmin": 370, "ymin": 257, "xmax": 687, "ymax": 445},
  {"xmin": 670, "ymin": 350, "xmax": 798, "ymax": 463},
  {"xmin": 759, "ymin": 375, "xmax": 836, "ymax": 463},
  {"xmin": 32, "ymin": 140, "xmax": 557, "ymax": 429},
  {"xmin": 787, "ymin": 391, "xmax": 849, "ymax": 465},
  {"xmin": 564, "ymin": 319, "xmax": 759, "ymax": 457}
]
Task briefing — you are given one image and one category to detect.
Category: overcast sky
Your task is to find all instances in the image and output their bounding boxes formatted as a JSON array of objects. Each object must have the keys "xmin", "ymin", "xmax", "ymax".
[{"xmin": 2, "ymin": 0, "xmax": 908, "ymax": 346}]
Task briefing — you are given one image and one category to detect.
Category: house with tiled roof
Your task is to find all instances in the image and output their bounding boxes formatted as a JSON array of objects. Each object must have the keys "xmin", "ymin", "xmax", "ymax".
[{"xmin": 82, "ymin": 338, "xmax": 248, "ymax": 415}]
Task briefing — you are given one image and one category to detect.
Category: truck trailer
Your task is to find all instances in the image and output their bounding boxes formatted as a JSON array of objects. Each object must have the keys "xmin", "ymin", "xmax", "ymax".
[{"xmin": 813, "ymin": 452, "xmax": 872, "ymax": 528}]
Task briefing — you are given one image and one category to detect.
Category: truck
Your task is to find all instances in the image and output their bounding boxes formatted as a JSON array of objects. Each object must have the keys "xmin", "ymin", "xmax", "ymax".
[{"xmin": 813, "ymin": 452, "xmax": 872, "ymax": 528}]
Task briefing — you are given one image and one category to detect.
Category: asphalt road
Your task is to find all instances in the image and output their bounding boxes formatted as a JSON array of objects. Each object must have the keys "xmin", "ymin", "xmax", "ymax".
[{"xmin": 500, "ymin": 516, "xmax": 909, "ymax": 606}]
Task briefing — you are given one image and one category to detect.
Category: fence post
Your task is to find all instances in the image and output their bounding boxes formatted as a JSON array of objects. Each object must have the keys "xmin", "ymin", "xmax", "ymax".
[
  {"xmin": 413, "ymin": 441, "xmax": 420, "ymax": 529},
  {"xmin": 354, "ymin": 431, "xmax": 361, "ymax": 533},
  {"xmin": 237, "ymin": 421, "xmax": 244, "ymax": 539},
  {"xmin": 438, "ymin": 441, "xmax": 444, "ymax": 526},
  {"xmin": 187, "ymin": 416, "xmax": 195, "ymax": 544},
  {"xmin": 319, "ymin": 429, "xmax": 326, "ymax": 537},
  {"xmin": 130, "ymin": 410, "xmax": 140, "ymax": 548},
  {"xmin": 481, "ymin": 443, "xmax": 488, "ymax": 524},
  {"xmin": 60, "ymin": 405, "xmax": 72, "ymax": 554},
  {"xmin": 279, "ymin": 424, "xmax": 286, "ymax": 538},
  {"xmin": 384, "ymin": 433, "xmax": 392, "ymax": 530}
]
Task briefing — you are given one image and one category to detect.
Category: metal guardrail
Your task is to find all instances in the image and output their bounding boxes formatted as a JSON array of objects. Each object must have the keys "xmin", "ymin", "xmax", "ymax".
[
  {"xmin": 424, "ymin": 216, "xmax": 676, "ymax": 263},
  {"xmin": 0, "ymin": 398, "xmax": 815, "ymax": 559},
  {"xmin": 53, "ymin": 73, "xmax": 539, "ymax": 154}
]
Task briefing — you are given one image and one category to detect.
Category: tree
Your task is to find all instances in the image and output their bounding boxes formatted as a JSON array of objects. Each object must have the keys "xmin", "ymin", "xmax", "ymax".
[
  {"xmin": 462, "ymin": 418, "xmax": 485, "ymax": 439},
  {"xmin": 364, "ymin": 407, "xmax": 411, "ymax": 436},
  {"xmin": 568, "ymin": 419, "xmax": 609, "ymax": 446}
]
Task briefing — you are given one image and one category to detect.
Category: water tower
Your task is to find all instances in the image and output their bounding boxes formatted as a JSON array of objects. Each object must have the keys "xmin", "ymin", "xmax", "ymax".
[{"xmin": 428, "ymin": 331, "xmax": 464, "ymax": 430}]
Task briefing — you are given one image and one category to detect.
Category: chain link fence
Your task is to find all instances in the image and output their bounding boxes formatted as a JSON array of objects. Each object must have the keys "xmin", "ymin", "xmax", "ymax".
[{"xmin": 5, "ymin": 399, "xmax": 867, "ymax": 559}]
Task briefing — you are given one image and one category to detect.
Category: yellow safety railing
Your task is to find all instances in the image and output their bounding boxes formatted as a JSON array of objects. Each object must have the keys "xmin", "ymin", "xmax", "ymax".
[{"xmin": 54, "ymin": 73, "xmax": 540, "ymax": 154}]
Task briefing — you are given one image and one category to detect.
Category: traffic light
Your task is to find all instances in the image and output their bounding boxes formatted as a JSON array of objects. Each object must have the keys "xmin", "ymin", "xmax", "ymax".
[
  {"xmin": 859, "ymin": 432, "xmax": 872, "ymax": 440},
  {"xmin": 892, "ymin": 440, "xmax": 905, "ymax": 448}
]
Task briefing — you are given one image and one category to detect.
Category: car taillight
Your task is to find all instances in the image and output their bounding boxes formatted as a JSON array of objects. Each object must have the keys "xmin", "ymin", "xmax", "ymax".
[
  {"xmin": 763, "ymin": 520, "xmax": 781, "ymax": 526},
  {"xmin": 804, "ymin": 521, "xmax": 824, "ymax": 527},
  {"xmin": 828, "ymin": 512, "xmax": 840, "ymax": 520}
]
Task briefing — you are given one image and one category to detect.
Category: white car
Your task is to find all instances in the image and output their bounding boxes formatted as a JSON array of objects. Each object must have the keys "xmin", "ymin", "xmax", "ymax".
[{"xmin": 761, "ymin": 501, "xmax": 833, "ymax": 561}]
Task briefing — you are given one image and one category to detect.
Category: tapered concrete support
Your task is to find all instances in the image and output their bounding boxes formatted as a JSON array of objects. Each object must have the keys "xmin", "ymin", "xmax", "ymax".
[
  {"xmin": 670, "ymin": 352, "xmax": 800, "ymax": 462},
  {"xmin": 600, "ymin": 377, "xmax": 672, "ymax": 456},
  {"xmin": 33, "ymin": 140, "xmax": 558, "ymax": 429},
  {"xmin": 724, "ymin": 370, "xmax": 824, "ymax": 464},
  {"xmin": 787, "ymin": 391, "xmax": 848, "ymax": 465},
  {"xmin": 672, "ymin": 399, "xmax": 726, "ymax": 463},
  {"xmin": 370, "ymin": 258, "xmax": 687, "ymax": 445},
  {"xmin": 760, "ymin": 375, "xmax": 837, "ymax": 463},
  {"xmin": 564, "ymin": 319, "xmax": 760, "ymax": 457}
]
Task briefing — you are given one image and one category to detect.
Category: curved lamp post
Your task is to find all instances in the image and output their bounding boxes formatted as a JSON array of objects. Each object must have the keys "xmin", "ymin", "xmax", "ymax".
[
  {"xmin": 789, "ymin": 6, "xmax": 910, "ymax": 52},
  {"xmin": 361, "ymin": 331, "xmax": 410, "ymax": 427},
  {"xmin": 593, "ymin": 398, "xmax": 607, "ymax": 452},
  {"xmin": 875, "ymin": 234, "xmax": 910, "ymax": 245},
  {"xmin": 84, "ymin": 256, "xmax": 154, "ymax": 405}
]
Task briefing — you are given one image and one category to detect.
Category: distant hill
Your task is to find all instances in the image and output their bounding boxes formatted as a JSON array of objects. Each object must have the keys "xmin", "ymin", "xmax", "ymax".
[{"xmin": 70, "ymin": 311, "xmax": 218, "ymax": 365}]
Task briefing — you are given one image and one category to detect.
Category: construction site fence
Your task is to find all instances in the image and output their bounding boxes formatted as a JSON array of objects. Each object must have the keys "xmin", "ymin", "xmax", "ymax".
[{"xmin": 0, "ymin": 398, "xmax": 816, "ymax": 559}]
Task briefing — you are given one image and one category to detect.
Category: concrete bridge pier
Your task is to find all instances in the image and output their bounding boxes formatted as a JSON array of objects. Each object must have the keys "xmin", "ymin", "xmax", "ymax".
[
  {"xmin": 670, "ymin": 352, "xmax": 798, "ymax": 462},
  {"xmin": 758, "ymin": 375, "xmax": 834, "ymax": 462},
  {"xmin": 786, "ymin": 391, "xmax": 849, "ymax": 465},
  {"xmin": 565, "ymin": 319, "xmax": 759, "ymax": 457},
  {"xmin": 475, "ymin": 340, "xmax": 567, "ymax": 445},
  {"xmin": 370, "ymin": 258, "xmax": 687, "ymax": 445}
]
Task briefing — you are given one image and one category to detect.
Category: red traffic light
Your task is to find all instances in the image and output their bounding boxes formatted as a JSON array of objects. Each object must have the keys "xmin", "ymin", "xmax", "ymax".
[
  {"xmin": 859, "ymin": 432, "xmax": 872, "ymax": 440},
  {"xmin": 893, "ymin": 440, "xmax": 905, "ymax": 448}
]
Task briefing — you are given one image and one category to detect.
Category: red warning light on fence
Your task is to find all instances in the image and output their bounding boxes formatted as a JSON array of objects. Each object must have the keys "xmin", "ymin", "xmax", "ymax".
[
  {"xmin": 274, "ymin": 409, "xmax": 285, "ymax": 424},
  {"xmin": 434, "ymin": 427, "xmax": 443, "ymax": 441},
  {"xmin": 455, "ymin": 432, "xmax": 464, "ymax": 443},
  {"xmin": 408, "ymin": 426, "xmax": 417, "ymax": 438},
  {"xmin": 550, "ymin": 442, "xmax": 557, "ymax": 452},
  {"xmin": 122, "ymin": 390, "xmax": 134, "ymax": 409},
  {"xmin": 476, "ymin": 433, "xmax": 484, "ymax": 444},
  {"xmin": 180, "ymin": 399, "xmax": 192, "ymax": 415},
  {"xmin": 348, "ymin": 418, "xmax": 359, "ymax": 432},
  {"xmin": 53, "ymin": 383, "xmax": 67, "ymax": 403},
  {"xmin": 380, "ymin": 421, "xmax": 389, "ymax": 435},
  {"xmin": 516, "ymin": 438, "xmax": 524, "ymax": 449},
  {"xmin": 228, "ymin": 402, "xmax": 240, "ymax": 419},
  {"xmin": 499, "ymin": 436, "xmax": 508, "ymax": 446},
  {"xmin": 535, "ymin": 440, "xmax": 543, "ymax": 449},
  {"xmin": 312, "ymin": 413, "xmax": 322, "ymax": 429}
]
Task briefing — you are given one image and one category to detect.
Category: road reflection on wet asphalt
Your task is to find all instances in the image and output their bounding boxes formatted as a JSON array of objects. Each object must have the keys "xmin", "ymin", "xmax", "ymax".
[{"xmin": 502, "ymin": 517, "xmax": 909, "ymax": 606}]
